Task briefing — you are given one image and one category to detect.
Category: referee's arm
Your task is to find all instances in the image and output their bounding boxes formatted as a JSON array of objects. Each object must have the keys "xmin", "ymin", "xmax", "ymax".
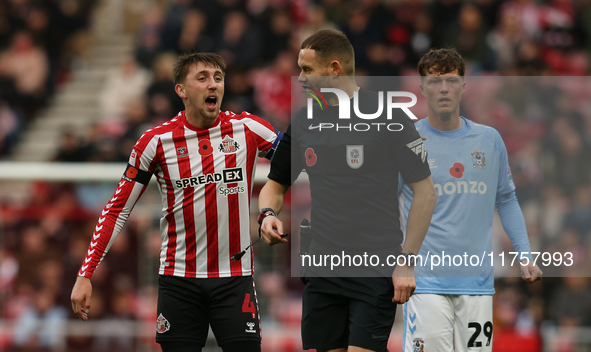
[
  {"xmin": 392, "ymin": 175, "xmax": 436, "ymax": 304},
  {"xmin": 259, "ymin": 179, "xmax": 290, "ymax": 245}
]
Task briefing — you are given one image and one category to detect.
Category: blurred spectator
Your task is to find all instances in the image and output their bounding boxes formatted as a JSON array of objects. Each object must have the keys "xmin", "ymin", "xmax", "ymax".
[
  {"xmin": 146, "ymin": 52, "xmax": 184, "ymax": 119},
  {"xmin": 0, "ymin": 30, "xmax": 49, "ymax": 117},
  {"xmin": 54, "ymin": 130, "xmax": 86, "ymax": 162},
  {"xmin": 0, "ymin": 100, "xmax": 20, "ymax": 157},
  {"xmin": 215, "ymin": 10, "xmax": 262, "ymax": 67},
  {"xmin": 261, "ymin": 9, "xmax": 292, "ymax": 63},
  {"xmin": 253, "ymin": 50, "xmax": 296, "ymax": 131},
  {"xmin": 175, "ymin": 9, "xmax": 214, "ymax": 55},
  {"xmin": 99, "ymin": 56, "xmax": 151, "ymax": 122},
  {"xmin": 12, "ymin": 288, "xmax": 67, "ymax": 349},
  {"xmin": 550, "ymin": 275, "xmax": 591, "ymax": 326},
  {"xmin": 444, "ymin": 3, "xmax": 493, "ymax": 71},
  {"xmin": 134, "ymin": 6, "xmax": 163, "ymax": 69}
]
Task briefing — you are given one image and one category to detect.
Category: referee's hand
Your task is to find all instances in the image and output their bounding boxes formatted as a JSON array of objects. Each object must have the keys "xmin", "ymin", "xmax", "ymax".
[
  {"xmin": 260, "ymin": 216, "xmax": 288, "ymax": 246},
  {"xmin": 392, "ymin": 264, "xmax": 416, "ymax": 304},
  {"xmin": 71, "ymin": 276, "xmax": 92, "ymax": 321}
]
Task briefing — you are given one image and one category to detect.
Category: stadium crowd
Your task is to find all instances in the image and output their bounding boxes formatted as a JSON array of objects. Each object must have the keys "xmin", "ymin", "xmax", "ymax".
[{"xmin": 1, "ymin": 0, "xmax": 591, "ymax": 351}]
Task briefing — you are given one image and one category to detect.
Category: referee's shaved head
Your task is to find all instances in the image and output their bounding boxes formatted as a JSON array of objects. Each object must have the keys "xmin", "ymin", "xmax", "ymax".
[{"xmin": 301, "ymin": 29, "xmax": 355, "ymax": 76}]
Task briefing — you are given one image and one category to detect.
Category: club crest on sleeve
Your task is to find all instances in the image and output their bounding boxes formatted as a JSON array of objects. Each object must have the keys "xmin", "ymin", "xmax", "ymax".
[
  {"xmin": 413, "ymin": 338, "xmax": 424, "ymax": 352},
  {"xmin": 347, "ymin": 145, "xmax": 363, "ymax": 169},
  {"xmin": 471, "ymin": 150, "xmax": 485, "ymax": 169},
  {"xmin": 156, "ymin": 313, "xmax": 171, "ymax": 333},
  {"xmin": 219, "ymin": 135, "xmax": 240, "ymax": 154}
]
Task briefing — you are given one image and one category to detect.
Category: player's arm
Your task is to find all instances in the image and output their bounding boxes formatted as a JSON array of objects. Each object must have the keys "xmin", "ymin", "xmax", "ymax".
[
  {"xmin": 257, "ymin": 124, "xmax": 300, "ymax": 246},
  {"xmin": 71, "ymin": 140, "xmax": 155, "ymax": 320},
  {"xmin": 392, "ymin": 175, "xmax": 437, "ymax": 304},
  {"xmin": 496, "ymin": 192, "xmax": 542, "ymax": 283},
  {"xmin": 495, "ymin": 133, "xmax": 542, "ymax": 283}
]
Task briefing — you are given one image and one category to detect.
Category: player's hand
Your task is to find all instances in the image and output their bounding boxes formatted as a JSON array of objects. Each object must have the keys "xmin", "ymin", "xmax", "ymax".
[
  {"xmin": 520, "ymin": 260, "xmax": 543, "ymax": 283},
  {"xmin": 71, "ymin": 276, "xmax": 92, "ymax": 321},
  {"xmin": 392, "ymin": 264, "xmax": 416, "ymax": 304},
  {"xmin": 260, "ymin": 216, "xmax": 288, "ymax": 246}
]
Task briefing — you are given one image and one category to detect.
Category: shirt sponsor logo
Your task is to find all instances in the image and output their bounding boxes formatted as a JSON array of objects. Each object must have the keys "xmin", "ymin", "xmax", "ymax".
[
  {"xmin": 218, "ymin": 185, "xmax": 245, "ymax": 197},
  {"xmin": 433, "ymin": 180, "xmax": 487, "ymax": 196},
  {"xmin": 174, "ymin": 167, "xmax": 244, "ymax": 189}
]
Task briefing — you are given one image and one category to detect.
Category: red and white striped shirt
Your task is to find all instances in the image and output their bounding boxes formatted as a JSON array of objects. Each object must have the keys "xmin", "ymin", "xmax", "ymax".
[{"xmin": 78, "ymin": 111, "xmax": 276, "ymax": 279}]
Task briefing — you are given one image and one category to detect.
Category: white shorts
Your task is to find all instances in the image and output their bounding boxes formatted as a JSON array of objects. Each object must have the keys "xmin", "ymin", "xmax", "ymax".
[{"xmin": 403, "ymin": 294, "xmax": 493, "ymax": 352}]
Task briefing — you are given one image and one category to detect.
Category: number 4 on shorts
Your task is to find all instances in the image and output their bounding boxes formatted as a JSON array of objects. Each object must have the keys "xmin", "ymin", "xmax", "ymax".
[{"xmin": 242, "ymin": 293, "xmax": 256, "ymax": 318}]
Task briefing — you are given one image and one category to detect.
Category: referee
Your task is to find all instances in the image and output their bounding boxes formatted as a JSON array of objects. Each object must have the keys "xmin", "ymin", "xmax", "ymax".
[{"xmin": 258, "ymin": 29, "xmax": 437, "ymax": 352}]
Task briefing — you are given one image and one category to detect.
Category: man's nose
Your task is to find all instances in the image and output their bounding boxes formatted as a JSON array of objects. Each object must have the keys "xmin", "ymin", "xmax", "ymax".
[{"xmin": 298, "ymin": 73, "xmax": 307, "ymax": 82}]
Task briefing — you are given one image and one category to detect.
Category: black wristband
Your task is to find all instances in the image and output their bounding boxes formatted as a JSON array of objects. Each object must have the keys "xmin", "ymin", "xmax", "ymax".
[{"xmin": 257, "ymin": 208, "xmax": 277, "ymax": 225}]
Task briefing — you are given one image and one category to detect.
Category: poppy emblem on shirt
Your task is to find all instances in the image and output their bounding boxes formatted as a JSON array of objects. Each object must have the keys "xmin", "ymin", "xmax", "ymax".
[
  {"xmin": 471, "ymin": 150, "xmax": 485, "ymax": 169},
  {"xmin": 219, "ymin": 135, "xmax": 240, "ymax": 154},
  {"xmin": 450, "ymin": 162, "xmax": 464, "ymax": 178},
  {"xmin": 305, "ymin": 148, "xmax": 317, "ymax": 167},
  {"xmin": 198, "ymin": 140, "xmax": 213, "ymax": 156}
]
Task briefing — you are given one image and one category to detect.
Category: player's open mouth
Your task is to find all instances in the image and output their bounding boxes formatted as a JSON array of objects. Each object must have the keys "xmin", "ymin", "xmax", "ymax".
[
  {"xmin": 205, "ymin": 95, "xmax": 217, "ymax": 110},
  {"xmin": 439, "ymin": 98, "xmax": 451, "ymax": 103}
]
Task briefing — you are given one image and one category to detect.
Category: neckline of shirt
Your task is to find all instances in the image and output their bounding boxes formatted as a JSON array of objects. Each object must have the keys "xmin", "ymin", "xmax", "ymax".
[{"xmin": 180, "ymin": 110, "xmax": 222, "ymax": 132}]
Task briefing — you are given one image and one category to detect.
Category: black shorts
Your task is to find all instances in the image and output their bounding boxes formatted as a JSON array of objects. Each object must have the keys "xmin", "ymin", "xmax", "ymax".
[
  {"xmin": 155, "ymin": 275, "xmax": 261, "ymax": 347},
  {"xmin": 301, "ymin": 277, "xmax": 396, "ymax": 351}
]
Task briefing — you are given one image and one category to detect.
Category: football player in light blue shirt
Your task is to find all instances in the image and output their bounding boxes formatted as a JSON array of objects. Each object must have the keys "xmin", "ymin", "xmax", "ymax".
[{"xmin": 399, "ymin": 49, "xmax": 543, "ymax": 352}]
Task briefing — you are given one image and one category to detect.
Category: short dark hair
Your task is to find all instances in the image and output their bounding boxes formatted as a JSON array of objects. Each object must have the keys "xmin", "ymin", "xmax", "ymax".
[
  {"xmin": 173, "ymin": 52, "xmax": 226, "ymax": 84},
  {"xmin": 301, "ymin": 29, "xmax": 355, "ymax": 75},
  {"xmin": 418, "ymin": 48, "xmax": 465, "ymax": 77}
]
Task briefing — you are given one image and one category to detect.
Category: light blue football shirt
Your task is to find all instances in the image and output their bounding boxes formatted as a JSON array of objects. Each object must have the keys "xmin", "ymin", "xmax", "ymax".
[{"xmin": 399, "ymin": 117, "xmax": 532, "ymax": 295}]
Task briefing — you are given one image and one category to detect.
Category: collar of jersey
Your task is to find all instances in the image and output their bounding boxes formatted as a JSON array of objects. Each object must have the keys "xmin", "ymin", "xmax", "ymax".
[
  {"xmin": 422, "ymin": 116, "xmax": 469, "ymax": 138},
  {"xmin": 181, "ymin": 110, "xmax": 222, "ymax": 132}
]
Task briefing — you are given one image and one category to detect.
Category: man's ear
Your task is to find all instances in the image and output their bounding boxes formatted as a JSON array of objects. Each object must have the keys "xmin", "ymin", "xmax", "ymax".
[
  {"xmin": 420, "ymin": 83, "xmax": 425, "ymax": 97},
  {"xmin": 175, "ymin": 83, "xmax": 186, "ymax": 100},
  {"xmin": 329, "ymin": 60, "xmax": 342, "ymax": 76}
]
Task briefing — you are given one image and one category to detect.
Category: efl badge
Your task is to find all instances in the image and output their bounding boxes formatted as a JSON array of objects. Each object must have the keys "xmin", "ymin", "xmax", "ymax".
[
  {"xmin": 471, "ymin": 150, "xmax": 485, "ymax": 169},
  {"xmin": 413, "ymin": 338, "xmax": 424, "ymax": 352},
  {"xmin": 347, "ymin": 145, "xmax": 364, "ymax": 169},
  {"xmin": 156, "ymin": 313, "xmax": 171, "ymax": 333},
  {"xmin": 219, "ymin": 135, "xmax": 240, "ymax": 154}
]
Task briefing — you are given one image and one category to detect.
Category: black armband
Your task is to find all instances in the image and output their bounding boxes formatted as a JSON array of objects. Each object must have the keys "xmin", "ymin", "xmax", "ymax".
[{"xmin": 122, "ymin": 164, "xmax": 152, "ymax": 185}]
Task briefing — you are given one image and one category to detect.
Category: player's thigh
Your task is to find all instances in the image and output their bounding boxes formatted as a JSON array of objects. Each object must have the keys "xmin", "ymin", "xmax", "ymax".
[
  {"xmin": 301, "ymin": 278, "xmax": 349, "ymax": 351},
  {"xmin": 207, "ymin": 276, "xmax": 261, "ymax": 347},
  {"xmin": 347, "ymin": 294, "xmax": 396, "ymax": 352},
  {"xmin": 403, "ymin": 294, "xmax": 455, "ymax": 352},
  {"xmin": 156, "ymin": 275, "xmax": 209, "ymax": 346},
  {"xmin": 453, "ymin": 295, "xmax": 493, "ymax": 352}
]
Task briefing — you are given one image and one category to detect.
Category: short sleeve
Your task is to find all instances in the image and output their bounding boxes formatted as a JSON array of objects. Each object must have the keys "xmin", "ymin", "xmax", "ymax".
[
  {"xmin": 268, "ymin": 124, "xmax": 301, "ymax": 186},
  {"xmin": 394, "ymin": 117, "xmax": 431, "ymax": 184}
]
